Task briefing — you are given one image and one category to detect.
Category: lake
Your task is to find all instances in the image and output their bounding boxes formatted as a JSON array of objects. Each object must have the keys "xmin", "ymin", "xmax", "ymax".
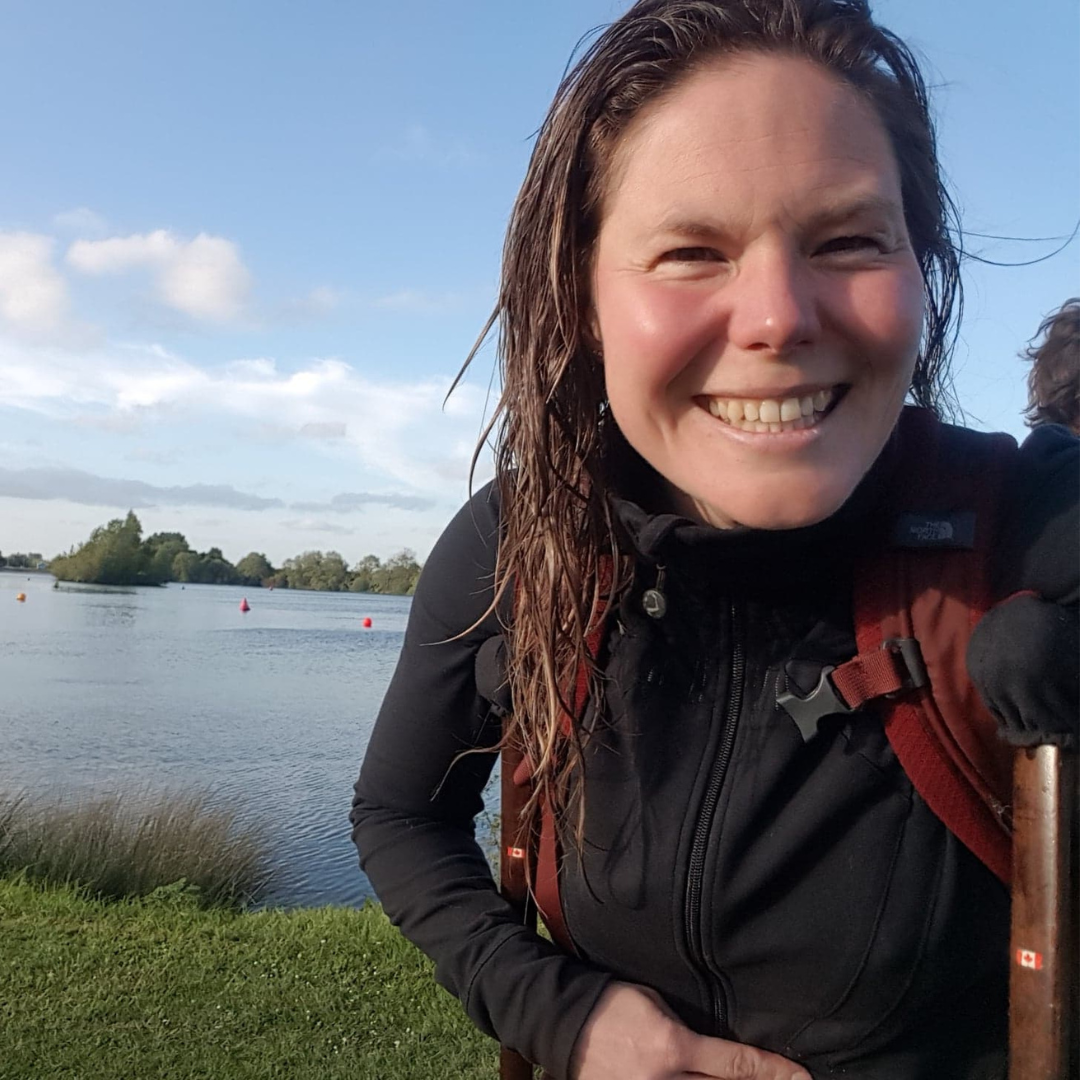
[{"xmin": 0, "ymin": 570, "xmax": 428, "ymax": 909}]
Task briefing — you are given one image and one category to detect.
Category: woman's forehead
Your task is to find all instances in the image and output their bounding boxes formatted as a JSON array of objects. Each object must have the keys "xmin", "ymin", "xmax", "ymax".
[{"xmin": 602, "ymin": 52, "xmax": 898, "ymax": 217}]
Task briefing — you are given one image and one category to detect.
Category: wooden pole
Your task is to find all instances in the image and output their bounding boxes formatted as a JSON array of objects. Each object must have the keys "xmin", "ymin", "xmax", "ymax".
[{"xmin": 1009, "ymin": 746, "xmax": 1078, "ymax": 1080}]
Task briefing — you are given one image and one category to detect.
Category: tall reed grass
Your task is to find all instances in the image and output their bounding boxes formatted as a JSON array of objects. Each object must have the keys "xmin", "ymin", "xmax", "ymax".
[{"xmin": 0, "ymin": 787, "xmax": 271, "ymax": 908}]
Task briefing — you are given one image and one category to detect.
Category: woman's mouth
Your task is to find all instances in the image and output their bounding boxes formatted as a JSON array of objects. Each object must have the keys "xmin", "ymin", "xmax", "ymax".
[{"xmin": 699, "ymin": 385, "xmax": 846, "ymax": 434}]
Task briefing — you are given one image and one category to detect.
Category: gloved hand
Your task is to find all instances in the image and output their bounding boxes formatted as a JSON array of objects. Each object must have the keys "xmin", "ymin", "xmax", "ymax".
[{"xmin": 967, "ymin": 593, "xmax": 1079, "ymax": 750}]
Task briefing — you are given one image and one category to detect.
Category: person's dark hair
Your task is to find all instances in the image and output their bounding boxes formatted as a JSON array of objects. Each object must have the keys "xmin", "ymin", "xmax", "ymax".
[
  {"xmin": 1023, "ymin": 298, "xmax": 1080, "ymax": 433},
  {"xmin": 467, "ymin": 0, "xmax": 964, "ymax": 839}
]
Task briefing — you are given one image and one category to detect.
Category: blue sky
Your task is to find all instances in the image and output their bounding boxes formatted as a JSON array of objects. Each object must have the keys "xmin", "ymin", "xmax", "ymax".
[{"xmin": 1, "ymin": 0, "xmax": 1076, "ymax": 566}]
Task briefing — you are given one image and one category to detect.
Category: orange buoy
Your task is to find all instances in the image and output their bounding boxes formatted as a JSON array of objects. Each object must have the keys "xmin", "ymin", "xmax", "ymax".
[
  {"xmin": 16, "ymin": 592, "xmax": 26, "ymax": 602},
  {"xmin": 239, "ymin": 598, "xmax": 250, "ymax": 612},
  {"xmin": 361, "ymin": 616, "xmax": 372, "ymax": 628}
]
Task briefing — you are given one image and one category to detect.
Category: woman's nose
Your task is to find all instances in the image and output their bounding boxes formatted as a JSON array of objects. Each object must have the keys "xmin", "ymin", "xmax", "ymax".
[{"xmin": 724, "ymin": 246, "xmax": 819, "ymax": 356}]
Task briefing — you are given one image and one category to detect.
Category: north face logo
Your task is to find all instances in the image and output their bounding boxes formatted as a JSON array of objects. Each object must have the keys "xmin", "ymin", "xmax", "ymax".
[
  {"xmin": 910, "ymin": 520, "xmax": 954, "ymax": 542},
  {"xmin": 892, "ymin": 511, "xmax": 976, "ymax": 550}
]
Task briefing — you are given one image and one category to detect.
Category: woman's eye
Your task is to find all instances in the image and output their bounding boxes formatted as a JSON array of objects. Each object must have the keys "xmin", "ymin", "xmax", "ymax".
[
  {"xmin": 817, "ymin": 235, "xmax": 883, "ymax": 256},
  {"xmin": 661, "ymin": 246, "xmax": 722, "ymax": 263}
]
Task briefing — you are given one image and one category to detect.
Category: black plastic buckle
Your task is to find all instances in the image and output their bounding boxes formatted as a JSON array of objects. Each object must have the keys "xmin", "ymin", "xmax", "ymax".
[
  {"xmin": 881, "ymin": 636, "xmax": 929, "ymax": 693},
  {"xmin": 778, "ymin": 637, "xmax": 928, "ymax": 744},
  {"xmin": 777, "ymin": 666, "xmax": 852, "ymax": 743}
]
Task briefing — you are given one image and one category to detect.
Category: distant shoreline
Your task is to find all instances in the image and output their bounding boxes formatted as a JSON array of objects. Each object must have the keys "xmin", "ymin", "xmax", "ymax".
[{"xmin": 0, "ymin": 567, "xmax": 52, "ymax": 575}]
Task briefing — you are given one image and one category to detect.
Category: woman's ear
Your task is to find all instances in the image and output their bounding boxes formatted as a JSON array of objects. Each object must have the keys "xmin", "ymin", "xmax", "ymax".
[{"xmin": 583, "ymin": 308, "xmax": 603, "ymax": 362}]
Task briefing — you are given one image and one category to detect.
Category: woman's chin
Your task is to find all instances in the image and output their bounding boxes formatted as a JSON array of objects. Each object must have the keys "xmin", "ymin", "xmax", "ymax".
[{"xmin": 689, "ymin": 480, "xmax": 857, "ymax": 532}]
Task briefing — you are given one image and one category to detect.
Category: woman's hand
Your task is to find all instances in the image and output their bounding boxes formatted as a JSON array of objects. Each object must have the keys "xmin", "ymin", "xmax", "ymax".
[{"xmin": 569, "ymin": 982, "xmax": 811, "ymax": 1080}]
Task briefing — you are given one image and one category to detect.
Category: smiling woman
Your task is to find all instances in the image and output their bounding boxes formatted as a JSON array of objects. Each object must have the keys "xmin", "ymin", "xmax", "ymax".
[
  {"xmin": 592, "ymin": 53, "xmax": 925, "ymax": 530},
  {"xmin": 349, "ymin": 2, "xmax": 1079, "ymax": 1079}
]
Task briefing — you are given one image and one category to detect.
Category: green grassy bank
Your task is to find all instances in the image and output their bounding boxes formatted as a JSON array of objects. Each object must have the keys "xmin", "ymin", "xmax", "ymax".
[{"xmin": 0, "ymin": 875, "xmax": 495, "ymax": 1080}]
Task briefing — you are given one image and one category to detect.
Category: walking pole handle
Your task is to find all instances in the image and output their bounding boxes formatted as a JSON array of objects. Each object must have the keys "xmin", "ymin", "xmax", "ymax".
[{"xmin": 1009, "ymin": 745, "xmax": 1078, "ymax": 1080}]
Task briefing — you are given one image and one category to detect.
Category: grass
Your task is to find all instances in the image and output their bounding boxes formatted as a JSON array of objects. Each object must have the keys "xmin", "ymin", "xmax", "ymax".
[
  {"xmin": 0, "ymin": 789, "xmax": 513, "ymax": 1077},
  {"xmin": 0, "ymin": 874, "xmax": 498, "ymax": 1079},
  {"xmin": 0, "ymin": 788, "xmax": 271, "ymax": 909}
]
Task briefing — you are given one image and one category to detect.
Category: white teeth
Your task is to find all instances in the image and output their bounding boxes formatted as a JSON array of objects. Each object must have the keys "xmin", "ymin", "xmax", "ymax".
[
  {"xmin": 702, "ymin": 386, "xmax": 839, "ymax": 434},
  {"xmin": 780, "ymin": 397, "xmax": 802, "ymax": 422},
  {"xmin": 758, "ymin": 399, "xmax": 780, "ymax": 424}
]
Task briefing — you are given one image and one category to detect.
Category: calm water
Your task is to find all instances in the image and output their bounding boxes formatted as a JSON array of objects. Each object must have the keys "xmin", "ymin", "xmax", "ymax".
[{"xmin": 0, "ymin": 571, "xmax": 414, "ymax": 908}]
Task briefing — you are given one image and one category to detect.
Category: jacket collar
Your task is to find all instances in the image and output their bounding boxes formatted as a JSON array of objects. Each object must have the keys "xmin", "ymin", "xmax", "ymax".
[{"xmin": 610, "ymin": 415, "xmax": 904, "ymax": 565}]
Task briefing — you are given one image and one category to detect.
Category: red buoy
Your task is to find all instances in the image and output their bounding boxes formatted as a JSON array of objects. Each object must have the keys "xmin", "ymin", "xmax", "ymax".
[
  {"xmin": 362, "ymin": 616, "xmax": 372, "ymax": 628},
  {"xmin": 240, "ymin": 598, "xmax": 250, "ymax": 612}
]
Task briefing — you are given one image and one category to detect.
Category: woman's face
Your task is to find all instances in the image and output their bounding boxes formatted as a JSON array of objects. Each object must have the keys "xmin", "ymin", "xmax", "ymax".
[{"xmin": 591, "ymin": 52, "xmax": 925, "ymax": 530}]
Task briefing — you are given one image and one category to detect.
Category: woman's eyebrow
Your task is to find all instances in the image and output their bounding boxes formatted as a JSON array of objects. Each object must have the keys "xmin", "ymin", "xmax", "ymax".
[
  {"xmin": 652, "ymin": 194, "xmax": 904, "ymax": 239},
  {"xmin": 802, "ymin": 193, "xmax": 905, "ymax": 230}
]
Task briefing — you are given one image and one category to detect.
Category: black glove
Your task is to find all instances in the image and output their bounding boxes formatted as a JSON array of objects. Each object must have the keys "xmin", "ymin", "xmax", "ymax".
[{"xmin": 967, "ymin": 593, "xmax": 1079, "ymax": 750}]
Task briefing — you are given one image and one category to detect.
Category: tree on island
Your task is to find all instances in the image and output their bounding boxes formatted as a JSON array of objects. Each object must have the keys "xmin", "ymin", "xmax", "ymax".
[
  {"xmin": 47, "ymin": 511, "xmax": 422, "ymax": 594},
  {"xmin": 50, "ymin": 512, "xmax": 156, "ymax": 585},
  {"xmin": 172, "ymin": 547, "xmax": 242, "ymax": 586},
  {"xmin": 235, "ymin": 552, "xmax": 274, "ymax": 586},
  {"xmin": 372, "ymin": 549, "xmax": 423, "ymax": 595},
  {"xmin": 143, "ymin": 532, "xmax": 189, "ymax": 583},
  {"xmin": 269, "ymin": 550, "xmax": 350, "ymax": 592}
]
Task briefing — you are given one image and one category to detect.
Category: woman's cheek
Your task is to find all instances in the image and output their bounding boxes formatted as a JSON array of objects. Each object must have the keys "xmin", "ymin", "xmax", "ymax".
[
  {"xmin": 840, "ymin": 267, "xmax": 925, "ymax": 370},
  {"xmin": 599, "ymin": 278, "xmax": 719, "ymax": 374}
]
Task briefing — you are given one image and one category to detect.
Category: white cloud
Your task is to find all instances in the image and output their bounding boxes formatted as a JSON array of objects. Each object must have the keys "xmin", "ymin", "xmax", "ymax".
[
  {"xmin": 291, "ymin": 491, "xmax": 435, "ymax": 513},
  {"xmin": 298, "ymin": 421, "xmax": 347, "ymax": 440},
  {"xmin": 279, "ymin": 518, "xmax": 356, "ymax": 537},
  {"xmin": 67, "ymin": 229, "xmax": 251, "ymax": 322},
  {"xmin": 52, "ymin": 208, "xmax": 109, "ymax": 239},
  {"xmin": 0, "ymin": 335, "xmax": 489, "ymax": 496},
  {"xmin": 0, "ymin": 232, "xmax": 70, "ymax": 336},
  {"xmin": 0, "ymin": 465, "xmax": 283, "ymax": 511},
  {"xmin": 124, "ymin": 447, "xmax": 181, "ymax": 465},
  {"xmin": 67, "ymin": 230, "xmax": 174, "ymax": 273}
]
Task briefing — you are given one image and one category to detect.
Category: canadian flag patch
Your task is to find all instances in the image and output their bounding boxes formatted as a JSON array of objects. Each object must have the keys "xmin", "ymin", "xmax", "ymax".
[
  {"xmin": 506, "ymin": 846, "xmax": 526, "ymax": 860},
  {"xmin": 1016, "ymin": 948, "xmax": 1043, "ymax": 970}
]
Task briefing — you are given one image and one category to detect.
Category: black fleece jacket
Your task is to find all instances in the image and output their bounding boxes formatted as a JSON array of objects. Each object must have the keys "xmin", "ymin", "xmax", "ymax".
[{"xmin": 351, "ymin": 418, "xmax": 1078, "ymax": 1080}]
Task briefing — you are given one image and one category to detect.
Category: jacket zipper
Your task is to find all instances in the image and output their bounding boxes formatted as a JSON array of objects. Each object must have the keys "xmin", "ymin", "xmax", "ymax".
[{"xmin": 684, "ymin": 601, "xmax": 744, "ymax": 1035}]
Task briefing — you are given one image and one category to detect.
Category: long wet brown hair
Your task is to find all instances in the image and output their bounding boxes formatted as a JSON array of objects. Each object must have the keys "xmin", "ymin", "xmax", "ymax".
[{"xmin": 465, "ymin": 0, "xmax": 963, "ymax": 841}]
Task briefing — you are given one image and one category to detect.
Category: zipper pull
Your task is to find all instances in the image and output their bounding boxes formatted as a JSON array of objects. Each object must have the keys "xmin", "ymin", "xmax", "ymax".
[{"xmin": 642, "ymin": 565, "xmax": 667, "ymax": 619}]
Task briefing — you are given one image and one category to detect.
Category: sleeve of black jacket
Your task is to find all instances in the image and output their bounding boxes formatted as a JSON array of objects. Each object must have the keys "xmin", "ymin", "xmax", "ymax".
[
  {"xmin": 992, "ymin": 423, "xmax": 1079, "ymax": 604},
  {"xmin": 969, "ymin": 423, "xmax": 1080, "ymax": 748},
  {"xmin": 350, "ymin": 482, "xmax": 613, "ymax": 1078}
]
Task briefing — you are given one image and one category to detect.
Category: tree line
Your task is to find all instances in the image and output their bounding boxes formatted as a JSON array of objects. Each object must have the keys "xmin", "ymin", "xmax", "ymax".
[
  {"xmin": 46, "ymin": 512, "xmax": 423, "ymax": 595},
  {"xmin": 0, "ymin": 551, "xmax": 45, "ymax": 569}
]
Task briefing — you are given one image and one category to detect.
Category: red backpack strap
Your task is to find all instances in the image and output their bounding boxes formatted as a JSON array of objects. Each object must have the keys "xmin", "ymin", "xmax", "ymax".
[
  {"xmin": 533, "ymin": 564, "xmax": 611, "ymax": 951},
  {"xmin": 857, "ymin": 408, "xmax": 1017, "ymax": 883},
  {"xmin": 503, "ymin": 558, "xmax": 614, "ymax": 953},
  {"xmin": 778, "ymin": 408, "xmax": 1018, "ymax": 881}
]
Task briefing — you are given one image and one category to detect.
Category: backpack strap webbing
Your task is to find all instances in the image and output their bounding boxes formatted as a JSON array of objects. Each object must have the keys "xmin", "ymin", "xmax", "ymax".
[
  {"xmin": 777, "ymin": 409, "xmax": 1018, "ymax": 881},
  {"xmin": 856, "ymin": 407, "xmax": 1018, "ymax": 883},
  {"xmin": 499, "ymin": 572, "xmax": 612, "ymax": 956},
  {"xmin": 530, "ymin": 598, "xmax": 609, "ymax": 953}
]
